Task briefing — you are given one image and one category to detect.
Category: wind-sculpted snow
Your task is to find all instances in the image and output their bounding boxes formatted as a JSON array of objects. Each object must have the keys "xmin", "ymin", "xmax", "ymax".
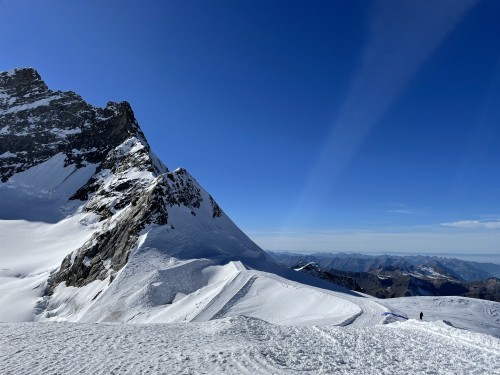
[
  {"xmin": 381, "ymin": 295, "xmax": 500, "ymax": 338},
  {"xmin": 42, "ymin": 241, "xmax": 364, "ymax": 325},
  {"xmin": 1, "ymin": 317, "xmax": 498, "ymax": 374}
]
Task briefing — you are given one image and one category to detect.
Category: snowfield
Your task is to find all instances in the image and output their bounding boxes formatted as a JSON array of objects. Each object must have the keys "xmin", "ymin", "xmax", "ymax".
[
  {"xmin": 0, "ymin": 215, "xmax": 99, "ymax": 321},
  {"xmin": 381, "ymin": 295, "xmax": 500, "ymax": 338},
  {"xmin": 1, "ymin": 316, "xmax": 499, "ymax": 375}
]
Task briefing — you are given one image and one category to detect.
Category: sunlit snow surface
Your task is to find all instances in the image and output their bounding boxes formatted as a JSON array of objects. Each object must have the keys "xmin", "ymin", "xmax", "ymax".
[
  {"xmin": 0, "ymin": 153, "xmax": 98, "ymax": 222},
  {"xmin": 0, "ymin": 215, "xmax": 98, "ymax": 321},
  {"xmin": 0, "ymin": 154, "xmax": 101, "ymax": 321},
  {"xmin": 1, "ymin": 316, "xmax": 499, "ymax": 374}
]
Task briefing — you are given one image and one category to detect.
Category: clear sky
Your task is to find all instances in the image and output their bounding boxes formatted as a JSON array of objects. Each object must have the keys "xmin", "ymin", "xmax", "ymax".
[{"xmin": 1, "ymin": 0, "xmax": 499, "ymax": 255}]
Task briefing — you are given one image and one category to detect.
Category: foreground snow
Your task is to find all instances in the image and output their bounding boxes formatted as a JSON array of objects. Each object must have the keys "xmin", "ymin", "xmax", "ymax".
[
  {"xmin": 381, "ymin": 295, "xmax": 500, "ymax": 338},
  {"xmin": 1, "ymin": 316, "xmax": 498, "ymax": 375},
  {"xmin": 0, "ymin": 214, "xmax": 98, "ymax": 321}
]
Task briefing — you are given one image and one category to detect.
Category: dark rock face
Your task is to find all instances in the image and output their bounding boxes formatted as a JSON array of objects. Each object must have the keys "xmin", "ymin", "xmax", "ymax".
[
  {"xmin": 53, "ymin": 179, "xmax": 169, "ymax": 289},
  {"xmin": 0, "ymin": 68, "xmax": 148, "ymax": 182},
  {"xmin": 0, "ymin": 68, "xmax": 227, "ymax": 292},
  {"xmin": 466, "ymin": 278, "xmax": 500, "ymax": 302},
  {"xmin": 294, "ymin": 263, "xmax": 362, "ymax": 292}
]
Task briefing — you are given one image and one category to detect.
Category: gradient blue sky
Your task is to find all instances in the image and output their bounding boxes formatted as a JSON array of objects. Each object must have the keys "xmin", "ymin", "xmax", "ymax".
[{"xmin": 1, "ymin": 0, "xmax": 499, "ymax": 255}]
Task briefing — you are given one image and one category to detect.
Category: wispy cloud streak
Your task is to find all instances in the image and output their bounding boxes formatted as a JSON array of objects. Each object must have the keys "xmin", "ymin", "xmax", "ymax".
[
  {"xmin": 289, "ymin": 0, "xmax": 477, "ymax": 222},
  {"xmin": 386, "ymin": 209, "xmax": 421, "ymax": 215},
  {"xmin": 441, "ymin": 220, "xmax": 500, "ymax": 229}
]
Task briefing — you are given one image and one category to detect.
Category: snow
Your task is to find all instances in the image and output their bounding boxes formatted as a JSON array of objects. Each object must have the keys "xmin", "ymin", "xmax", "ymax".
[
  {"xmin": 0, "ymin": 214, "xmax": 99, "ymax": 321},
  {"xmin": 150, "ymin": 148, "xmax": 168, "ymax": 173},
  {"xmin": 0, "ymin": 94, "xmax": 63, "ymax": 115},
  {"xmin": 0, "ymin": 153, "xmax": 98, "ymax": 222},
  {"xmin": 1, "ymin": 107, "xmax": 498, "ymax": 373},
  {"xmin": 49, "ymin": 127, "xmax": 82, "ymax": 138},
  {"xmin": 205, "ymin": 271, "xmax": 362, "ymax": 326},
  {"xmin": 70, "ymin": 147, "xmax": 97, "ymax": 156},
  {"xmin": 114, "ymin": 136, "xmax": 145, "ymax": 156},
  {"xmin": 0, "ymin": 151, "xmax": 15, "ymax": 158},
  {"xmin": 36, "ymin": 207, "xmax": 380, "ymax": 326},
  {"xmin": 4, "ymin": 153, "xmax": 83, "ymax": 194},
  {"xmin": 1, "ymin": 316, "xmax": 498, "ymax": 374},
  {"xmin": 380, "ymin": 295, "xmax": 500, "ymax": 338},
  {"xmin": 294, "ymin": 262, "xmax": 316, "ymax": 271}
]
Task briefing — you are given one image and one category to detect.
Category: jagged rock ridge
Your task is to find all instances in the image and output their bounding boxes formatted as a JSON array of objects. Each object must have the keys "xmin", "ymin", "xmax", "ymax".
[{"xmin": 0, "ymin": 68, "xmax": 149, "ymax": 182}]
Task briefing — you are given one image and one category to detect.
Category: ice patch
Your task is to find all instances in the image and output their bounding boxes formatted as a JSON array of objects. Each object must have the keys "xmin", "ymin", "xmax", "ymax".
[
  {"xmin": 0, "ymin": 94, "xmax": 63, "ymax": 115},
  {"xmin": 0, "ymin": 151, "xmax": 15, "ymax": 158},
  {"xmin": 50, "ymin": 127, "xmax": 82, "ymax": 138}
]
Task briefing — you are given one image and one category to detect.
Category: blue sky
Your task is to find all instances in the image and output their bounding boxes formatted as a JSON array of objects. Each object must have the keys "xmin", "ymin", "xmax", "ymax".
[{"xmin": 1, "ymin": 0, "xmax": 499, "ymax": 254}]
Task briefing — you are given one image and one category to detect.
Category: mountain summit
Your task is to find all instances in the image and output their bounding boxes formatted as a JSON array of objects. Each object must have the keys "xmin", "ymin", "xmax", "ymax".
[{"xmin": 0, "ymin": 68, "xmax": 278, "ymax": 322}]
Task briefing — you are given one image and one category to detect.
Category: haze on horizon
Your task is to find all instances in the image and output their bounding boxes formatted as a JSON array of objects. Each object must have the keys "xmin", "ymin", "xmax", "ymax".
[{"xmin": 1, "ymin": 0, "xmax": 499, "ymax": 256}]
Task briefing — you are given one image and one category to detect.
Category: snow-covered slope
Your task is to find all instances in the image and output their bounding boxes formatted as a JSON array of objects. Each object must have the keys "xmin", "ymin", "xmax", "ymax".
[
  {"xmin": 0, "ymin": 214, "xmax": 98, "ymax": 321},
  {"xmin": 380, "ymin": 295, "xmax": 500, "ymax": 338}
]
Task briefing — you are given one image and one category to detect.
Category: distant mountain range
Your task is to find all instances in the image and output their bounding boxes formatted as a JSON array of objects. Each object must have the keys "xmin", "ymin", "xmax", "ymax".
[{"xmin": 269, "ymin": 252, "xmax": 500, "ymax": 302}]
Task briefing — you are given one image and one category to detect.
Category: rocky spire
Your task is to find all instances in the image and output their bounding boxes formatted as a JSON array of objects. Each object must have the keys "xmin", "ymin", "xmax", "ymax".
[{"xmin": 0, "ymin": 68, "xmax": 150, "ymax": 182}]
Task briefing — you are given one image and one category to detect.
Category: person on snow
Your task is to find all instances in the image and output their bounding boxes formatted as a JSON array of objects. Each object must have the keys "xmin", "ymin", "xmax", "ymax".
[{"xmin": 420, "ymin": 311, "xmax": 423, "ymax": 320}]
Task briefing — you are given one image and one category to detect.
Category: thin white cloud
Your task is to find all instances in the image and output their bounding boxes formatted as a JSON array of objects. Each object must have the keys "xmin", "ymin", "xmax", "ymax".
[
  {"xmin": 288, "ymin": 0, "xmax": 478, "ymax": 223},
  {"xmin": 386, "ymin": 209, "xmax": 420, "ymax": 215},
  {"xmin": 441, "ymin": 220, "xmax": 500, "ymax": 229}
]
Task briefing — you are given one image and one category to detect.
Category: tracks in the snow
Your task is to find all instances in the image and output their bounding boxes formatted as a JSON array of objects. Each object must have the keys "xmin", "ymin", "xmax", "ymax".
[{"xmin": 191, "ymin": 273, "xmax": 257, "ymax": 322}]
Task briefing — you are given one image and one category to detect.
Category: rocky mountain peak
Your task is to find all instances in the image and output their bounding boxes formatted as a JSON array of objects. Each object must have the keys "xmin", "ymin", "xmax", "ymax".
[
  {"xmin": 1, "ymin": 68, "xmax": 270, "ymax": 317},
  {"xmin": 0, "ymin": 68, "xmax": 48, "ymax": 101},
  {"xmin": 0, "ymin": 68, "xmax": 149, "ymax": 182}
]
